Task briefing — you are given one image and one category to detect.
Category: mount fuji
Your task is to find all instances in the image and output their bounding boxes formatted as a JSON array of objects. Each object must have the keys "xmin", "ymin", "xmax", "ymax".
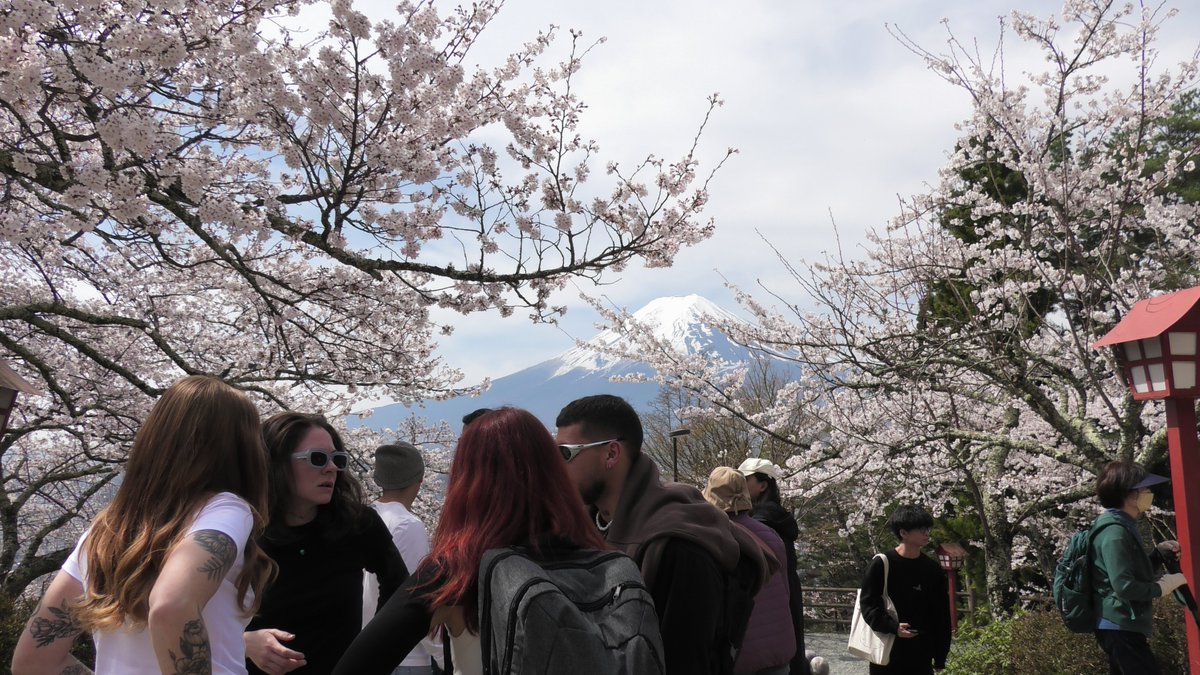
[{"xmin": 356, "ymin": 294, "xmax": 757, "ymax": 431}]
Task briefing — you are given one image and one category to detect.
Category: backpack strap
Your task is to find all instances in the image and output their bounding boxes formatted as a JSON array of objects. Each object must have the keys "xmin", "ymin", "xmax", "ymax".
[{"xmin": 478, "ymin": 547, "xmax": 520, "ymax": 675}]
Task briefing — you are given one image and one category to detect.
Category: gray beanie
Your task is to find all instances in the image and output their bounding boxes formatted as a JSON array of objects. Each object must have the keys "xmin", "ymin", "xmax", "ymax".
[{"xmin": 373, "ymin": 442, "xmax": 424, "ymax": 490}]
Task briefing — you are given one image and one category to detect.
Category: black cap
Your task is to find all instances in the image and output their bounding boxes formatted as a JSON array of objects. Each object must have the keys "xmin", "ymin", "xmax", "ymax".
[{"xmin": 1132, "ymin": 472, "xmax": 1169, "ymax": 490}]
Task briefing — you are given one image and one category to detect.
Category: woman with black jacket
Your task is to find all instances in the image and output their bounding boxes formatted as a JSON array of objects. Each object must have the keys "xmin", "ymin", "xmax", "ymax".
[
  {"xmin": 245, "ymin": 412, "xmax": 409, "ymax": 674},
  {"xmin": 738, "ymin": 458, "xmax": 811, "ymax": 675}
]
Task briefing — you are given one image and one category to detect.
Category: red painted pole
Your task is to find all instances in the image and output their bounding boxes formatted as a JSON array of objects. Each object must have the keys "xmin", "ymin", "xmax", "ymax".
[
  {"xmin": 946, "ymin": 570, "xmax": 958, "ymax": 634},
  {"xmin": 1165, "ymin": 398, "xmax": 1200, "ymax": 675}
]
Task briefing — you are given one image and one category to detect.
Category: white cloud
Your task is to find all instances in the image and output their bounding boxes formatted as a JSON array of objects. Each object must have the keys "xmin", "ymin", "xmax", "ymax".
[{"xmin": 353, "ymin": 0, "xmax": 1200, "ymax": 383}]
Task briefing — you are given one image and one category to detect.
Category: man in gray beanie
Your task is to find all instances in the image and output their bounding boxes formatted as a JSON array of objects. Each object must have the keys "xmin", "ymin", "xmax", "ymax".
[{"xmin": 362, "ymin": 442, "xmax": 441, "ymax": 674}]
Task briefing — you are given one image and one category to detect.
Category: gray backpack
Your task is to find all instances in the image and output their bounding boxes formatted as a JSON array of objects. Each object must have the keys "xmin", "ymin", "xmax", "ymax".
[{"xmin": 478, "ymin": 547, "xmax": 666, "ymax": 675}]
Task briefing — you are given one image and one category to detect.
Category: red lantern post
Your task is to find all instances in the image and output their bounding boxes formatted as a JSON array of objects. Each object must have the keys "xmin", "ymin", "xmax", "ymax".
[
  {"xmin": 1095, "ymin": 285, "xmax": 1200, "ymax": 675},
  {"xmin": 935, "ymin": 543, "xmax": 966, "ymax": 634}
]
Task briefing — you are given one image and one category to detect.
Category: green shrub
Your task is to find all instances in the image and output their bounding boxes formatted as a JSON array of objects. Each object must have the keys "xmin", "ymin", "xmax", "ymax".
[
  {"xmin": 1006, "ymin": 610, "xmax": 1107, "ymax": 674},
  {"xmin": 943, "ymin": 613, "xmax": 1015, "ymax": 675},
  {"xmin": 0, "ymin": 594, "xmax": 32, "ymax": 674},
  {"xmin": 1148, "ymin": 599, "xmax": 1188, "ymax": 674},
  {"xmin": 943, "ymin": 603, "xmax": 1187, "ymax": 675}
]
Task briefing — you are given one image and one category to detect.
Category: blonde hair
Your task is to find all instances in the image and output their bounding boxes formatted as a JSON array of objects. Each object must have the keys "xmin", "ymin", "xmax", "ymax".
[{"xmin": 75, "ymin": 376, "xmax": 275, "ymax": 630}]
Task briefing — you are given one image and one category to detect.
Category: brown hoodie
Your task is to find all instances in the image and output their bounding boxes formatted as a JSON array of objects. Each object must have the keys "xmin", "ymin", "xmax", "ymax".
[{"xmin": 600, "ymin": 453, "xmax": 772, "ymax": 592}]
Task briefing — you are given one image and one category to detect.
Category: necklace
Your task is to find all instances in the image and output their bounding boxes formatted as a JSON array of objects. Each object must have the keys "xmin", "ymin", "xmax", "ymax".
[{"xmin": 595, "ymin": 510, "xmax": 611, "ymax": 532}]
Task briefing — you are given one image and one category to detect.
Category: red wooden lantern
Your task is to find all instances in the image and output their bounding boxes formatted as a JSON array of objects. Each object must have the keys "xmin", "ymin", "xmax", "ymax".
[
  {"xmin": 1094, "ymin": 286, "xmax": 1200, "ymax": 399},
  {"xmin": 935, "ymin": 543, "xmax": 967, "ymax": 634},
  {"xmin": 1095, "ymin": 285, "xmax": 1200, "ymax": 675}
]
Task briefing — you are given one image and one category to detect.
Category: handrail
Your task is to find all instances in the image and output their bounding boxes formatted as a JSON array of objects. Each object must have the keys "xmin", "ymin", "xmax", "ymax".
[{"xmin": 801, "ymin": 586, "xmax": 975, "ymax": 631}]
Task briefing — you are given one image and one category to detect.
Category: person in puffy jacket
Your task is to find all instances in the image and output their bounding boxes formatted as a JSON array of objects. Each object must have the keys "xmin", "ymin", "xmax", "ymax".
[
  {"xmin": 739, "ymin": 458, "xmax": 811, "ymax": 675},
  {"xmin": 1089, "ymin": 460, "xmax": 1186, "ymax": 675},
  {"xmin": 705, "ymin": 466, "xmax": 795, "ymax": 675}
]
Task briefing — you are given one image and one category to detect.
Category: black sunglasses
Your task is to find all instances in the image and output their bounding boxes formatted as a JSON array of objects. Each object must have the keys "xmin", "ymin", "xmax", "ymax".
[{"xmin": 291, "ymin": 449, "xmax": 349, "ymax": 471}]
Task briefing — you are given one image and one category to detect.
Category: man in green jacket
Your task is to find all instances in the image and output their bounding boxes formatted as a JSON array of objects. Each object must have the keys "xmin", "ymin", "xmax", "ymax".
[{"xmin": 1090, "ymin": 461, "xmax": 1187, "ymax": 674}]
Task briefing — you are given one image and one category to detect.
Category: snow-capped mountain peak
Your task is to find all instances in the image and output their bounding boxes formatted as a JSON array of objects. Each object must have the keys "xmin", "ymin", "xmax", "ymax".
[
  {"xmin": 554, "ymin": 295, "xmax": 745, "ymax": 376},
  {"xmin": 358, "ymin": 294, "xmax": 775, "ymax": 431}
]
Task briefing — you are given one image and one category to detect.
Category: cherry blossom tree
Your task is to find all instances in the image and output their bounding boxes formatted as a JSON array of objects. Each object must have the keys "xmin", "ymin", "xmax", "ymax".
[
  {"xmin": 637, "ymin": 360, "xmax": 812, "ymax": 487},
  {"xmin": 0, "ymin": 0, "xmax": 728, "ymax": 601},
  {"xmin": 592, "ymin": 0, "xmax": 1200, "ymax": 614}
]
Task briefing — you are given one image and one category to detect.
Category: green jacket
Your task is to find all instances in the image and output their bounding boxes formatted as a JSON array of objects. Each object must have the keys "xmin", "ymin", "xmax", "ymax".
[{"xmin": 1090, "ymin": 510, "xmax": 1164, "ymax": 635}]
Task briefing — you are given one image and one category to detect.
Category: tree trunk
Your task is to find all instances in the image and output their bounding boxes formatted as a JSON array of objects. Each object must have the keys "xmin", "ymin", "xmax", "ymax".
[{"xmin": 980, "ymin": 492, "xmax": 1019, "ymax": 616}]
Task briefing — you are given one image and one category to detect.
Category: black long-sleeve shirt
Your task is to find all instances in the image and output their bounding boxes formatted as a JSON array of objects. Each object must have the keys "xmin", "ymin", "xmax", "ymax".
[
  {"xmin": 334, "ymin": 565, "xmax": 438, "ymax": 675},
  {"xmin": 248, "ymin": 508, "xmax": 408, "ymax": 674},
  {"xmin": 858, "ymin": 549, "xmax": 951, "ymax": 671},
  {"xmin": 651, "ymin": 538, "xmax": 728, "ymax": 675}
]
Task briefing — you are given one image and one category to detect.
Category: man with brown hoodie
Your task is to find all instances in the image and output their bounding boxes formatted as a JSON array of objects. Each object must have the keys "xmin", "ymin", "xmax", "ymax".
[{"xmin": 555, "ymin": 394, "xmax": 771, "ymax": 675}]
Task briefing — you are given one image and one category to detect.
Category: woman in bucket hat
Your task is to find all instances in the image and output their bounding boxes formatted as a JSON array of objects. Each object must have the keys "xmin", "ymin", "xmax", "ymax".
[{"xmin": 705, "ymin": 467, "xmax": 795, "ymax": 675}]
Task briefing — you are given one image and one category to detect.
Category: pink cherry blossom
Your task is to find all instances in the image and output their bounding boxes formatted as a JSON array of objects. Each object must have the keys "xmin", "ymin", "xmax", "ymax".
[{"xmin": 0, "ymin": 0, "xmax": 726, "ymax": 600}]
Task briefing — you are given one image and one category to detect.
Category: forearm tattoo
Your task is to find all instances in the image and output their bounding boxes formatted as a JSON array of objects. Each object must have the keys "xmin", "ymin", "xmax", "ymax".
[
  {"xmin": 28, "ymin": 599, "xmax": 81, "ymax": 647},
  {"xmin": 168, "ymin": 618, "xmax": 212, "ymax": 675},
  {"xmin": 192, "ymin": 529, "xmax": 236, "ymax": 582}
]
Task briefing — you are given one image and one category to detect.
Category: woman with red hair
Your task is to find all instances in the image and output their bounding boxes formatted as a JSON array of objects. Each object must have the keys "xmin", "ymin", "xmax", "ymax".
[{"xmin": 333, "ymin": 407, "xmax": 610, "ymax": 675}]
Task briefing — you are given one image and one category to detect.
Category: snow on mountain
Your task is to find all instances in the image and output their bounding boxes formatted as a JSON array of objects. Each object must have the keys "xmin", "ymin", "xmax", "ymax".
[
  {"xmin": 554, "ymin": 295, "xmax": 745, "ymax": 376},
  {"xmin": 355, "ymin": 295, "xmax": 758, "ymax": 431}
]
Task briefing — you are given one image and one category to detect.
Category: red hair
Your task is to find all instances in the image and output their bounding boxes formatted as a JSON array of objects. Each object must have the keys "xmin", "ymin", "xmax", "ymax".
[{"xmin": 423, "ymin": 407, "xmax": 607, "ymax": 629}]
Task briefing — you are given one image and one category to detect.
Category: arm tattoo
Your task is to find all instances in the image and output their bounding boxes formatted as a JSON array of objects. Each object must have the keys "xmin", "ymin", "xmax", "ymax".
[
  {"xmin": 60, "ymin": 665, "xmax": 92, "ymax": 674},
  {"xmin": 168, "ymin": 618, "xmax": 212, "ymax": 675},
  {"xmin": 192, "ymin": 529, "xmax": 236, "ymax": 582},
  {"xmin": 28, "ymin": 600, "xmax": 81, "ymax": 647}
]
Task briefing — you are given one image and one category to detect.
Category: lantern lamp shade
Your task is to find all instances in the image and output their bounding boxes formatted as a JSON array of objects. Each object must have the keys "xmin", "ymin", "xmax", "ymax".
[
  {"xmin": 935, "ymin": 542, "xmax": 967, "ymax": 570},
  {"xmin": 1094, "ymin": 287, "xmax": 1200, "ymax": 400}
]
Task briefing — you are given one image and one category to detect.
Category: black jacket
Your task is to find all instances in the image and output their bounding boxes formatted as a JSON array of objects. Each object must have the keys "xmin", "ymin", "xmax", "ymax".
[{"xmin": 248, "ymin": 508, "xmax": 408, "ymax": 674}]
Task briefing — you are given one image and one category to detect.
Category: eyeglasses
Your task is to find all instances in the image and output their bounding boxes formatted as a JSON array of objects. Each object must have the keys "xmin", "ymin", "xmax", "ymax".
[
  {"xmin": 291, "ymin": 449, "xmax": 349, "ymax": 471},
  {"xmin": 558, "ymin": 438, "xmax": 621, "ymax": 462}
]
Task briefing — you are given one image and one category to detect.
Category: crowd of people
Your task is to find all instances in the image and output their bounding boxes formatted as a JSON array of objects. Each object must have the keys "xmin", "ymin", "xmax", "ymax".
[{"xmin": 8, "ymin": 375, "xmax": 1188, "ymax": 675}]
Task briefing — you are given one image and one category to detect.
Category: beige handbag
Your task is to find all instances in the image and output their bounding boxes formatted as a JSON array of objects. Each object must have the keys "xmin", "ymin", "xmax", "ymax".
[{"xmin": 847, "ymin": 553, "xmax": 898, "ymax": 665}]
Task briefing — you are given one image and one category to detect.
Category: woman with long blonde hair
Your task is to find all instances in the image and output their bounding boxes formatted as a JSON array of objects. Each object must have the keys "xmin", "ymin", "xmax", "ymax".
[{"xmin": 12, "ymin": 375, "xmax": 275, "ymax": 674}]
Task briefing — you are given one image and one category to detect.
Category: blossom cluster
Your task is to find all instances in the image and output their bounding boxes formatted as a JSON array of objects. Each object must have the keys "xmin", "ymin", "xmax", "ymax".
[
  {"xmin": 0, "ymin": 0, "xmax": 724, "ymax": 599},
  {"xmin": 590, "ymin": 0, "xmax": 1199, "ymax": 613}
]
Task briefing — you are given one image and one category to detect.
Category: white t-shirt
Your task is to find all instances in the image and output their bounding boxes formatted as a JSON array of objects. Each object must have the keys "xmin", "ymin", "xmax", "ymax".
[
  {"xmin": 64, "ymin": 492, "xmax": 255, "ymax": 674},
  {"xmin": 450, "ymin": 631, "xmax": 482, "ymax": 675},
  {"xmin": 363, "ymin": 500, "xmax": 439, "ymax": 668}
]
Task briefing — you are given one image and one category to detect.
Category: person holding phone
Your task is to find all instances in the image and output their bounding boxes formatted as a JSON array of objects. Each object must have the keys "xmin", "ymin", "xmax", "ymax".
[{"xmin": 856, "ymin": 505, "xmax": 951, "ymax": 674}]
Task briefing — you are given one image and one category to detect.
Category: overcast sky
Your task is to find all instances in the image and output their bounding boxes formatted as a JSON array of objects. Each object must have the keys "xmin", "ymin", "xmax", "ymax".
[{"xmin": 351, "ymin": 0, "xmax": 1200, "ymax": 386}]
